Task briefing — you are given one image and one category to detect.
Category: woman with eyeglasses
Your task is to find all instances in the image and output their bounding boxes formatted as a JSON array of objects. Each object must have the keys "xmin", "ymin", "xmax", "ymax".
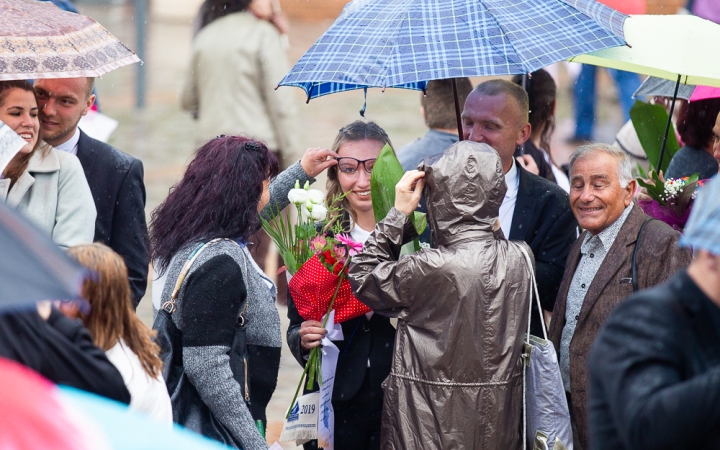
[{"xmin": 286, "ymin": 120, "xmax": 396, "ymax": 450}]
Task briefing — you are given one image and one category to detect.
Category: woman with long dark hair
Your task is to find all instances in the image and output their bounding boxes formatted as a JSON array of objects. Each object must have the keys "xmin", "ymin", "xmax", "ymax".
[
  {"xmin": 67, "ymin": 243, "xmax": 172, "ymax": 424},
  {"xmin": 286, "ymin": 121, "xmax": 398, "ymax": 450},
  {"xmin": 150, "ymin": 136, "xmax": 334, "ymax": 449},
  {"xmin": 0, "ymin": 80, "xmax": 95, "ymax": 248},
  {"xmin": 512, "ymin": 70, "xmax": 570, "ymax": 192}
]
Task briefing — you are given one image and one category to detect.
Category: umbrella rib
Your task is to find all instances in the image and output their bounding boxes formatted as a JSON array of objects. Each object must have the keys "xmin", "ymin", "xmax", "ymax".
[{"xmin": 472, "ymin": 4, "xmax": 527, "ymax": 75}]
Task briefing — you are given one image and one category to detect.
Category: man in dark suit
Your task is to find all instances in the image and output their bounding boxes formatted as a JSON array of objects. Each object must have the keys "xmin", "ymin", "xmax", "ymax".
[
  {"xmin": 34, "ymin": 77, "xmax": 149, "ymax": 307},
  {"xmin": 461, "ymin": 80, "xmax": 578, "ymax": 336},
  {"xmin": 547, "ymin": 143, "xmax": 692, "ymax": 449}
]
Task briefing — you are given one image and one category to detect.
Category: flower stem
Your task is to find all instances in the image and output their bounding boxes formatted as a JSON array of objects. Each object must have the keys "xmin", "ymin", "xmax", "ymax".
[{"xmin": 287, "ymin": 260, "xmax": 350, "ymax": 415}]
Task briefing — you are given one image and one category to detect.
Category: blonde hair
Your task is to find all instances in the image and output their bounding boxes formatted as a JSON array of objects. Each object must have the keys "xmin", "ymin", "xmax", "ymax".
[
  {"xmin": 67, "ymin": 243, "xmax": 163, "ymax": 378},
  {"xmin": 325, "ymin": 120, "xmax": 394, "ymax": 227}
]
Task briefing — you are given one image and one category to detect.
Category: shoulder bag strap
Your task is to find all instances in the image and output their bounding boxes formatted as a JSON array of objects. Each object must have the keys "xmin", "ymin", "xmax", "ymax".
[
  {"xmin": 632, "ymin": 218, "xmax": 655, "ymax": 293},
  {"xmin": 517, "ymin": 245, "xmax": 544, "ymax": 450},
  {"xmin": 160, "ymin": 237, "xmax": 230, "ymax": 314}
]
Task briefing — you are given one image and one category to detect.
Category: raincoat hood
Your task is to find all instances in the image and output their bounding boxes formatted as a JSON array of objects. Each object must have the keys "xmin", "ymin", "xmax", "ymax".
[{"xmin": 421, "ymin": 141, "xmax": 506, "ymax": 246}]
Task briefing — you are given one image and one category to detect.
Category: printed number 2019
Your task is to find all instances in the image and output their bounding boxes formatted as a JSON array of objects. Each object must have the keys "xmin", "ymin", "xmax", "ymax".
[{"xmin": 301, "ymin": 404, "xmax": 316, "ymax": 414}]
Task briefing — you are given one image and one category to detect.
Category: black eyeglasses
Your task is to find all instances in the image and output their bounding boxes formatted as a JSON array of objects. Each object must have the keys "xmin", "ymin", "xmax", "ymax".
[{"xmin": 337, "ymin": 157, "xmax": 376, "ymax": 174}]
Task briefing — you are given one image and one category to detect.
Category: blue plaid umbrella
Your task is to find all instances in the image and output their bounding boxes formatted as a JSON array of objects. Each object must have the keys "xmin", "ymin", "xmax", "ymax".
[{"xmin": 279, "ymin": 0, "xmax": 628, "ymax": 101}]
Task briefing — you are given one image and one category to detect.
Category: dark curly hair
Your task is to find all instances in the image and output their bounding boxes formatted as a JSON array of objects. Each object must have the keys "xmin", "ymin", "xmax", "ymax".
[
  {"xmin": 196, "ymin": 0, "xmax": 252, "ymax": 34},
  {"xmin": 677, "ymin": 98, "xmax": 720, "ymax": 150},
  {"xmin": 150, "ymin": 136, "xmax": 279, "ymax": 274}
]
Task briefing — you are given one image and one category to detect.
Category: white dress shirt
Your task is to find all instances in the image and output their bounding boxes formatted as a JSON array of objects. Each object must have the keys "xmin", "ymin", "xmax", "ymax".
[
  {"xmin": 498, "ymin": 161, "xmax": 520, "ymax": 238},
  {"xmin": 54, "ymin": 127, "xmax": 81, "ymax": 156}
]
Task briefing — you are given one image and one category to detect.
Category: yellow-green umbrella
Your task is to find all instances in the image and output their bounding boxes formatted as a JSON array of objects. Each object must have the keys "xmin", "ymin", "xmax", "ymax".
[
  {"xmin": 570, "ymin": 14, "xmax": 720, "ymax": 88},
  {"xmin": 570, "ymin": 14, "xmax": 720, "ymax": 167}
]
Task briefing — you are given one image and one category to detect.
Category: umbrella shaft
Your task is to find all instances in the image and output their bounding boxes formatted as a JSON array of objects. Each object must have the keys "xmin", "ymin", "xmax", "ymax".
[
  {"xmin": 452, "ymin": 79, "xmax": 464, "ymax": 141},
  {"xmin": 658, "ymin": 74, "xmax": 682, "ymax": 170}
]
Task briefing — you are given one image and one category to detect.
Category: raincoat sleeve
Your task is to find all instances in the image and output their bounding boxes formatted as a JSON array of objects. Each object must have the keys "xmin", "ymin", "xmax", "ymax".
[{"xmin": 348, "ymin": 207, "xmax": 421, "ymax": 317}]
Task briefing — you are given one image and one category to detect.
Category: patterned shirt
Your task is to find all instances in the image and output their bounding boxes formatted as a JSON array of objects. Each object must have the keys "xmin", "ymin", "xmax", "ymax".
[{"xmin": 560, "ymin": 203, "xmax": 634, "ymax": 390}]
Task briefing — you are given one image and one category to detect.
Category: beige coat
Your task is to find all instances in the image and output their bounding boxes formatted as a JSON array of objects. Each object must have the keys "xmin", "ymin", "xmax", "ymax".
[
  {"xmin": 180, "ymin": 12, "xmax": 300, "ymax": 163},
  {"xmin": 0, "ymin": 146, "xmax": 96, "ymax": 249},
  {"xmin": 349, "ymin": 142, "xmax": 533, "ymax": 450}
]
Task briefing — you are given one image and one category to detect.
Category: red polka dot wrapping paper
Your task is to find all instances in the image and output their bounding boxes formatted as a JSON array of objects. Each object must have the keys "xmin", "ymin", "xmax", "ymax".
[{"xmin": 289, "ymin": 255, "xmax": 371, "ymax": 323}]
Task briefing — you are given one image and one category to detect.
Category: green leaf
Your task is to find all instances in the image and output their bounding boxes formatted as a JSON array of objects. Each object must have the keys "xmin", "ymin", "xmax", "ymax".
[
  {"xmin": 370, "ymin": 144, "xmax": 426, "ymax": 236},
  {"xmin": 629, "ymin": 100, "xmax": 680, "ymax": 173},
  {"xmin": 411, "ymin": 211, "xmax": 427, "ymax": 235},
  {"xmin": 370, "ymin": 144, "xmax": 401, "ymax": 223}
]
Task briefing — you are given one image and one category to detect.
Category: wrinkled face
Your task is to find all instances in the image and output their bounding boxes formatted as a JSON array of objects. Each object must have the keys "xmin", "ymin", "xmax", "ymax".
[
  {"xmin": 337, "ymin": 139, "xmax": 384, "ymax": 216},
  {"xmin": 461, "ymin": 91, "xmax": 530, "ymax": 172},
  {"xmin": 257, "ymin": 179, "xmax": 270, "ymax": 212},
  {"xmin": 570, "ymin": 153, "xmax": 635, "ymax": 235},
  {"xmin": 34, "ymin": 78, "xmax": 95, "ymax": 147},
  {"xmin": 0, "ymin": 88, "xmax": 39, "ymax": 155},
  {"xmin": 712, "ymin": 112, "xmax": 720, "ymax": 168}
]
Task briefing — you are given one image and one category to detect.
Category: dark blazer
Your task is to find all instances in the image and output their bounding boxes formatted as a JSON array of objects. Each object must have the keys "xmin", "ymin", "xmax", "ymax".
[
  {"xmin": 76, "ymin": 130, "xmax": 149, "ymax": 307},
  {"xmin": 548, "ymin": 205, "xmax": 692, "ymax": 448},
  {"xmin": 509, "ymin": 162, "xmax": 578, "ymax": 336},
  {"xmin": 286, "ymin": 292, "xmax": 396, "ymax": 403},
  {"xmin": 588, "ymin": 270, "xmax": 720, "ymax": 450}
]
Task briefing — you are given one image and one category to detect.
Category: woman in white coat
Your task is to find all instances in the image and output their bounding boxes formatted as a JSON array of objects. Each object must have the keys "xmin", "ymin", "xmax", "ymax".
[{"xmin": 0, "ymin": 80, "xmax": 95, "ymax": 249}]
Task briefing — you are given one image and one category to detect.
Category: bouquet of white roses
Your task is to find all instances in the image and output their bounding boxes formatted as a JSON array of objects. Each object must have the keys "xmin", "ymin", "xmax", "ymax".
[{"xmin": 261, "ymin": 180, "xmax": 332, "ymax": 275}]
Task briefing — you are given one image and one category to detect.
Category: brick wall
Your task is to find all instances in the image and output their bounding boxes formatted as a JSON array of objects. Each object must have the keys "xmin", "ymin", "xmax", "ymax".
[{"xmin": 646, "ymin": 0, "xmax": 687, "ymax": 14}]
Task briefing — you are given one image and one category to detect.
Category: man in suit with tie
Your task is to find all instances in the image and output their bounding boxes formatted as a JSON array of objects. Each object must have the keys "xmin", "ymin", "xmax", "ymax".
[
  {"xmin": 547, "ymin": 143, "xmax": 692, "ymax": 449},
  {"xmin": 461, "ymin": 79, "xmax": 578, "ymax": 336},
  {"xmin": 34, "ymin": 77, "xmax": 149, "ymax": 307}
]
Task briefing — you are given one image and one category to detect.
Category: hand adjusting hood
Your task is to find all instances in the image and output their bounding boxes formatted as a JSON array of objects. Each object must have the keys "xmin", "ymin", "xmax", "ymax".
[{"xmin": 420, "ymin": 141, "xmax": 506, "ymax": 246}]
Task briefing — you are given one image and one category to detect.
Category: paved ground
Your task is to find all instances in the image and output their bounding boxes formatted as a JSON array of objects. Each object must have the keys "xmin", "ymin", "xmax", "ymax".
[{"xmin": 75, "ymin": 2, "xmax": 627, "ymax": 447}]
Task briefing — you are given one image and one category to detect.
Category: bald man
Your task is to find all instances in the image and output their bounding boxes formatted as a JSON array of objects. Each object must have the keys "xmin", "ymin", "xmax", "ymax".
[{"xmin": 461, "ymin": 79, "xmax": 578, "ymax": 336}]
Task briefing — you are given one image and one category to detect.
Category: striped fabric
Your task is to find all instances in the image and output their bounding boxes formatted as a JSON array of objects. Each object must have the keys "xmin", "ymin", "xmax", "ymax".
[{"xmin": 280, "ymin": 0, "xmax": 627, "ymax": 100}]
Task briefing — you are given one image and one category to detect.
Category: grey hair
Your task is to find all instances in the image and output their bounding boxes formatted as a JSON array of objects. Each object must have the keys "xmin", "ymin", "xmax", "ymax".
[{"xmin": 569, "ymin": 143, "xmax": 633, "ymax": 188}]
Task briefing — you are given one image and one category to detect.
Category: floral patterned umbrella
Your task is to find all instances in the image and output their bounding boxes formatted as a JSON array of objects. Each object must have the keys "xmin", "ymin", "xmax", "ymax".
[{"xmin": 0, "ymin": 0, "xmax": 140, "ymax": 81}]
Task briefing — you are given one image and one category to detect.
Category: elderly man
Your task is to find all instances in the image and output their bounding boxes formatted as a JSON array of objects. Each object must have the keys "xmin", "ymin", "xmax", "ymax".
[
  {"xmin": 588, "ymin": 174, "xmax": 720, "ymax": 449},
  {"xmin": 461, "ymin": 79, "xmax": 578, "ymax": 335},
  {"xmin": 34, "ymin": 77, "xmax": 149, "ymax": 307},
  {"xmin": 548, "ymin": 143, "xmax": 692, "ymax": 449}
]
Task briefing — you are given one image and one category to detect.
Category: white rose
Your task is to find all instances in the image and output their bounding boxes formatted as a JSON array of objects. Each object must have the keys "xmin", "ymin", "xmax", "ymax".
[
  {"xmin": 301, "ymin": 204, "xmax": 310, "ymax": 222},
  {"xmin": 307, "ymin": 189, "xmax": 325, "ymax": 205},
  {"xmin": 288, "ymin": 189, "xmax": 309, "ymax": 205},
  {"xmin": 310, "ymin": 204, "xmax": 328, "ymax": 221}
]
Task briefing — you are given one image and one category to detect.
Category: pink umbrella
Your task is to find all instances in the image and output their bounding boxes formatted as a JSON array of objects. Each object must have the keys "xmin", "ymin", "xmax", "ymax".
[{"xmin": 689, "ymin": 85, "xmax": 720, "ymax": 102}]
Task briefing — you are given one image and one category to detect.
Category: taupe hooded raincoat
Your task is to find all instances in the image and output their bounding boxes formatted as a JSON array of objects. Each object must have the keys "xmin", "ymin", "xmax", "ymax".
[{"xmin": 349, "ymin": 142, "xmax": 533, "ymax": 449}]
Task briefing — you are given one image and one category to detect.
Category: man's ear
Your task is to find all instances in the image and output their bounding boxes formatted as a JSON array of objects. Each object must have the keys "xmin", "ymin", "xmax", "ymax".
[
  {"xmin": 624, "ymin": 179, "xmax": 637, "ymax": 206},
  {"xmin": 517, "ymin": 122, "xmax": 531, "ymax": 145},
  {"xmin": 82, "ymin": 94, "xmax": 96, "ymax": 117}
]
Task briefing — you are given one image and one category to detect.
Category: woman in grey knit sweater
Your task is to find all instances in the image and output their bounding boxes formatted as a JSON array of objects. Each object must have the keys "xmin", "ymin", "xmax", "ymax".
[{"xmin": 150, "ymin": 136, "xmax": 336, "ymax": 449}]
